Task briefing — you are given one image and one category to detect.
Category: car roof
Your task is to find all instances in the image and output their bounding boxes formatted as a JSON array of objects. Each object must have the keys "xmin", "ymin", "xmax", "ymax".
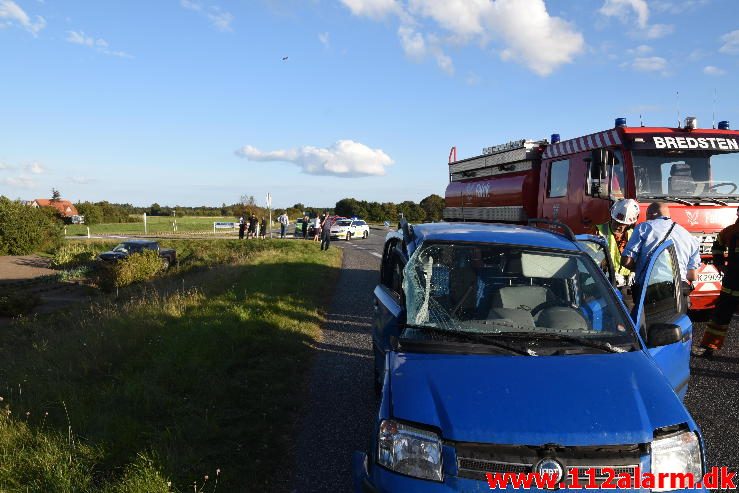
[{"xmin": 407, "ymin": 222, "xmax": 580, "ymax": 252}]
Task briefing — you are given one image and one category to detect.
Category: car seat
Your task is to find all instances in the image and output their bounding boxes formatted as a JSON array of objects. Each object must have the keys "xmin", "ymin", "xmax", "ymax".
[
  {"xmin": 491, "ymin": 285, "xmax": 556, "ymax": 312},
  {"xmin": 668, "ymin": 163, "xmax": 695, "ymax": 195}
]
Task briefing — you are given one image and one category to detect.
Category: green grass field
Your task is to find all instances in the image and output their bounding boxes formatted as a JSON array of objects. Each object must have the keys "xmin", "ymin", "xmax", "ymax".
[
  {"xmin": 65, "ymin": 216, "xmax": 244, "ymax": 236},
  {"xmin": 0, "ymin": 240, "xmax": 342, "ymax": 492}
]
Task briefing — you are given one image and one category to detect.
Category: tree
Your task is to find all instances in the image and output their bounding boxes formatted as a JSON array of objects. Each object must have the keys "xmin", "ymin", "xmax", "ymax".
[
  {"xmin": 420, "ymin": 194, "xmax": 445, "ymax": 222},
  {"xmin": 149, "ymin": 203, "xmax": 162, "ymax": 216},
  {"xmin": 51, "ymin": 188, "xmax": 61, "ymax": 201},
  {"xmin": 75, "ymin": 202, "xmax": 103, "ymax": 225},
  {"xmin": 0, "ymin": 196, "xmax": 63, "ymax": 255},
  {"xmin": 398, "ymin": 201, "xmax": 426, "ymax": 222}
]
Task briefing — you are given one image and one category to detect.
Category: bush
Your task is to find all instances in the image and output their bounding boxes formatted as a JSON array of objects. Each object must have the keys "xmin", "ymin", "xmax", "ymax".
[
  {"xmin": 0, "ymin": 197, "xmax": 63, "ymax": 255},
  {"xmin": 97, "ymin": 251, "xmax": 164, "ymax": 291},
  {"xmin": 51, "ymin": 243, "xmax": 102, "ymax": 269}
]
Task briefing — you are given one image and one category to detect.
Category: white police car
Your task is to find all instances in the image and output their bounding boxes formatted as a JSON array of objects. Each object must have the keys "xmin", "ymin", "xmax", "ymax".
[{"xmin": 331, "ymin": 218, "xmax": 370, "ymax": 240}]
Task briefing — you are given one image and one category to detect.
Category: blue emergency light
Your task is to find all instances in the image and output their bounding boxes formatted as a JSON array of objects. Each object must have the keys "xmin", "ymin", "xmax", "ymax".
[
  {"xmin": 615, "ymin": 117, "xmax": 627, "ymax": 128},
  {"xmin": 550, "ymin": 133, "xmax": 561, "ymax": 144},
  {"xmin": 718, "ymin": 121, "xmax": 730, "ymax": 130}
]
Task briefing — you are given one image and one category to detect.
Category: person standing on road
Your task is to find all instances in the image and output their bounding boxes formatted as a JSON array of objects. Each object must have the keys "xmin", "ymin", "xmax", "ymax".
[
  {"xmin": 595, "ymin": 199, "xmax": 640, "ymax": 290},
  {"xmin": 277, "ymin": 212, "xmax": 289, "ymax": 239},
  {"xmin": 313, "ymin": 216, "xmax": 321, "ymax": 242},
  {"xmin": 302, "ymin": 215, "xmax": 310, "ymax": 240},
  {"xmin": 248, "ymin": 214, "xmax": 257, "ymax": 239},
  {"xmin": 694, "ymin": 208, "xmax": 739, "ymax": 357},
  {"xmin": 260, "ymin": 217, "xmax": 267, "ymax": 239},
  {"xmin": 621, "ymin": 202, "xmax": 700, "ymax": 311},
  {"xmin": 238, "ymin": 219, "xmax": 246, "ymax": 240},
  {"xmin": 321, "ymin": 213, "xmax": 333, "ymax": 251}
]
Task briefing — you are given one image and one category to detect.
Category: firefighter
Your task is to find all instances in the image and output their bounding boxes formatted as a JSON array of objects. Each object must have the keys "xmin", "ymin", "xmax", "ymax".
[
  {"xmin": 694, "ymin": 208, "xmax": 739, "ymax": 357},
  {"xmin": 596, "ymin": 199, "xmax": 640, "ymax": 289}
]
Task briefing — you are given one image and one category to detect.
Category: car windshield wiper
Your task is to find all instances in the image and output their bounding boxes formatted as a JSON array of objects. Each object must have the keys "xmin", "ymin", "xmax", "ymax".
[
  {"xmin": 498, "ymin": 331, "xmax": 635, "ymax": 353},
  {"xmin": 403, "ymin": 325, "xmax": 536, "ymax": 356}
]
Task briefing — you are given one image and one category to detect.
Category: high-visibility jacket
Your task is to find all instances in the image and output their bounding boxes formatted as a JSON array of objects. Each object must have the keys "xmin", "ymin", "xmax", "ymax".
[{"xmin": 596, "ymin": 223, "xmax": 631, "ymax": 277}]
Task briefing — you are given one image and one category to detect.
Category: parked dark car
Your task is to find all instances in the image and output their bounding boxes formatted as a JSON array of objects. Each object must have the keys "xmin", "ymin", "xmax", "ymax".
[{"xmin": 98, "ymin": 240, "xmax": 177, "ymax": 269}]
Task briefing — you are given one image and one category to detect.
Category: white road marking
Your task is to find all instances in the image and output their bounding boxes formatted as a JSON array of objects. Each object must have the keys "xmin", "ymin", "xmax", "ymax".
[{"xmin": 370, "ymin": 252, "xmax": 382, "ymax": 258}]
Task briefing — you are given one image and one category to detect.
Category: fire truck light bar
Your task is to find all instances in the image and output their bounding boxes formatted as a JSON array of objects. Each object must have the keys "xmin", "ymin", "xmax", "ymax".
[{"xmin": 483, "ymin": 139, "xmax": 527, "ymax": 155}]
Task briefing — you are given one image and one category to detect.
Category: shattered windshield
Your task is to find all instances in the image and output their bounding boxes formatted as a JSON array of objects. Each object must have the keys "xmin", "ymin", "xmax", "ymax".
[
  {"xmin": 633, "ymin": 150, "xmax": 739, "ymax": 199},
  {"xmin": 112, "ymin": 244, "xmax": 129, "ymax": 253},
  {"xmin": 336, "ymin": 220, "xmax": 352, "ymax": 227},
  {"xmin": 402, "ymin": 242, "xmax": 636, "ymax": 351}
]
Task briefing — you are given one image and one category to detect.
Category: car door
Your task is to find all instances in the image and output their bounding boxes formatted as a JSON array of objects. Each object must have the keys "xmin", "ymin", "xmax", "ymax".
[
  {"xmin": 576, "ymin": 234, "xmax": 616, "ymax": 286},
  {"xmin": 373, "ymin": 239, "xmax": 407, "ymax": 389},
  {"xmin": 632, "ymin": 240, "xmax": 692, "ymax": 399}
]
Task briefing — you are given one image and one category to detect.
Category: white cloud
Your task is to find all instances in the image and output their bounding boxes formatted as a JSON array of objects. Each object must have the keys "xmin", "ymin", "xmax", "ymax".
[
  {"xmin": 0, "ymin": 176, "xmax": 35, "ymax": 188},
  {"xmin": 644, "ymin": 23, "xmax": 673, "ymax": 39},
  {"xmin": 318, "ymin": 31, "xmax": 330, "ymax": 48},
  {"xmin": 66, "ymin": 30, "xmax": 132, "ymax": 58},
  {"xmin": 0, "ymin": 0, "xmax": 45, "ymax": 35},
  {"xmin": 652, "ymin": 0, "xmax": 708, "ymax": 14},
  {"xmin": 629, "ymin": 56, "xmax": 668, "ymax": 73},
  {"xmin": 181, "ymin": 0, "xmax": 234, "ymax": 31},
  {"xmin": 704, "ymin": 65, "xmax": 726, "ymax": 76},
  {"xmin": 24, "ymin": 161, "xmax": 44, "ymax": 174},
  {"xmin": 340, "ymin": 0, "xmax": 401, "ymax": 19},
  {"xmin": 0, "ymin": 162, "xmax": 15, "ymax": 170},
  {"xmin": 719, "ymin": 30, "xmax": 739, "ymax": 55},
  {"xmin": 344, "ymin": 0, "xmax": 583, "ymax": 77},
  {"xmin": 69, "ymin": 176, "xmax": 94, "ymax": 184},
  {"xmin": 627, "ymin": 44, "xmax": 652, "ymax": 56},
  {"xmin": 235, "ymin": 140, "xmax": 394, "ymax": 177},
  {"xmin": 465, "ymin": 72, "xmax": 481, "ymax": 86},
  {"xmin": 600, "ymin": 0, "xmax": 649, "ymax": 28}
]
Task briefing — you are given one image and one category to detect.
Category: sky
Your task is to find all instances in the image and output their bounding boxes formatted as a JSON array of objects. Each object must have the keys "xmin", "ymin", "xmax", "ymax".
[{"xmin": 1, "ymin": 0, "xmax": 738, "ymax": 209}]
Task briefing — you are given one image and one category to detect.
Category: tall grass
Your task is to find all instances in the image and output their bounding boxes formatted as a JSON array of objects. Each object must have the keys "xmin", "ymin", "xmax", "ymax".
[{"xmin": 0, "ymin": 240, "xmax": 342, "ymax": 492}]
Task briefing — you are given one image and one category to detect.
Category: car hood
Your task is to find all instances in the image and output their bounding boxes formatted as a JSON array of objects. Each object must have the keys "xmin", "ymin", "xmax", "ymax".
[{"xmin": 389, "ymin": 351, "xmax": 689, "ymax": 446}]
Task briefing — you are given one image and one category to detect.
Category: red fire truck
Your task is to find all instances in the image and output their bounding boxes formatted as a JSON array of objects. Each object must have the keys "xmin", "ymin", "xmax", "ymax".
[{"xmin": 444, "ymin": 117, "xmax": 739, "ymax": 310}]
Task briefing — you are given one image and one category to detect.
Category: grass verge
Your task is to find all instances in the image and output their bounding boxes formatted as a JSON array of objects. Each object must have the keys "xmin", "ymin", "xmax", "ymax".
[{"xmin": 0, "ymin": 240, "xmax": 341, "ymax": 492}]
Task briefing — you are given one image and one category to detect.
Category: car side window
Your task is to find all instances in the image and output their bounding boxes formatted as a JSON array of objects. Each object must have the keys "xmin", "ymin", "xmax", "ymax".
[
  {"xmin": 380, "ymin": 241, "xmax": 405, "ymax": 298},
  {"xmin": 548, "ymin": 159, "xmax": 569, "ymax": 198},
  {"xmin": 643, "ymin": 246, "xmax": 679, "ymax": 324}
]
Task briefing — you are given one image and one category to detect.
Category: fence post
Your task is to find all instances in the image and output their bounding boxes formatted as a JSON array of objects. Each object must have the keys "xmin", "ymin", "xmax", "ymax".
[{"xmin": 87, "ymin": 226, "xmax": 90, "ymax": 239}]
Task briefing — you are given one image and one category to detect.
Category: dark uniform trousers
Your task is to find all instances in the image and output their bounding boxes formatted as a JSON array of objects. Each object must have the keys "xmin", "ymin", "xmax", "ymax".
[{"xmin": 700, "ymin": 222, "xmax": 739, "ymax": 350}]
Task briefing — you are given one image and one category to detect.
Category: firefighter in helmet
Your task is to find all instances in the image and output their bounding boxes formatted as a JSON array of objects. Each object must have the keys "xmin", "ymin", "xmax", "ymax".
[
  {"xmin": 694, "ymin": 207, "xmax": 739, "ymax": 357},
  {"xmin": 596, "ymin": 199, "xmax": 640, "ymax": 289}
]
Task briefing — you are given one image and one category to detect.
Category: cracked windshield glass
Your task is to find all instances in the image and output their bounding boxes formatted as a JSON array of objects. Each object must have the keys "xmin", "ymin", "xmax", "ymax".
[{"xmin": 403, "ymin": 242, "xmax": 636, "ymax": 353}]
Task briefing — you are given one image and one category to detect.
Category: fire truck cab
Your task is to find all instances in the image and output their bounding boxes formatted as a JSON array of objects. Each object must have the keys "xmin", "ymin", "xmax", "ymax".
[{"xmin": 444, "ymin": 118, "xmax": 739, "ymax": 310}]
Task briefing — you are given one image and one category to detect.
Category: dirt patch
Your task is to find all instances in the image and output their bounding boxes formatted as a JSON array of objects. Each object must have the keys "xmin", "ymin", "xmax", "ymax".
[{"xmin": 0, "ymin": 255, "xmax": 55, "ymax": 282}]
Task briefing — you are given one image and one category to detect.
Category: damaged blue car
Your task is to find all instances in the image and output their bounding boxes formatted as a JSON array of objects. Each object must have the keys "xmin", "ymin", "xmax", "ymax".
[{"xmin": 354, "ymin": 221, "xmax": 705, "ymax": 492}]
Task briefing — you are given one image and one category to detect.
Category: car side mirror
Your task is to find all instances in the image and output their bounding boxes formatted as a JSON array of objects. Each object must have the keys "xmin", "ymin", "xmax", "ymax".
[{"xmin": 647, "ymin": 323, "xmax": 682, "ymax": 347}]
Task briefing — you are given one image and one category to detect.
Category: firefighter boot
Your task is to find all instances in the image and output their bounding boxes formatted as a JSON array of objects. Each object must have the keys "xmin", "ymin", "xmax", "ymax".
[{"xmin": 694, "ymin": 323, "xmax": 730, "ymax": 357}]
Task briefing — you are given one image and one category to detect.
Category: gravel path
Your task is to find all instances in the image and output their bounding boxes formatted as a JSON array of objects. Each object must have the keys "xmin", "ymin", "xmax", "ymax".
[
  {"xmin": 0, "ymin": 255, "xmax": 55, "ymax": 282},
  {"xmin": 292, "ymin": 236, "xmax": 383, "ymax": 492}
]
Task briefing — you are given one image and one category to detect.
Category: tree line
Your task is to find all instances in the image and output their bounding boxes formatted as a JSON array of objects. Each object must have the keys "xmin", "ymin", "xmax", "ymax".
[{"xmin": 74, "ymin": 194, "xmax": 445, "ymax": 225}]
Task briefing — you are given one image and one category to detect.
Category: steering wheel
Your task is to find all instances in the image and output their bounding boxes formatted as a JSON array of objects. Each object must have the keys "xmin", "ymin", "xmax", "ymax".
[
  {"xmin": 530, "ymin": 301, "xmax": 573, "ymax": 316},
  {"xmin": 707, "ymin": 182, "xmax": 737, "ymax": 194}
]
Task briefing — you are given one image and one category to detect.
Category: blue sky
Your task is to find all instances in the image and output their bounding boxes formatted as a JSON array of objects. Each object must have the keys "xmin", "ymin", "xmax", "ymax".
[{"xmin": 1, "ymin": 0, "xmax": 738, "ymax": 209}]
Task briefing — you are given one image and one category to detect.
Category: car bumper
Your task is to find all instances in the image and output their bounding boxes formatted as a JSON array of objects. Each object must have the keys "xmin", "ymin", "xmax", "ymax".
[{"xmin": 353, "ymin": 452, "xmax": 708, "ymax": 493}]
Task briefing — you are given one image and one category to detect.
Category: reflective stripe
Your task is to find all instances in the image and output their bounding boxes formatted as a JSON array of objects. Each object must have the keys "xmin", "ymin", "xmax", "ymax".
[
  {"xmin": 706, "ymin": 327, "xmax": 729, "ymax": 336},
  {"xmin": 721, "ymin": 287, "xmax": 739, "ymax": 296}
]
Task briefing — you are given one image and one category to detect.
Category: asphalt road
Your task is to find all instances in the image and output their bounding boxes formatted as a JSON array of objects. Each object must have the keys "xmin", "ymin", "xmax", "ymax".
[{"xmin": 293, "ymin": 229, "xmax": 739, "ymax": 492}]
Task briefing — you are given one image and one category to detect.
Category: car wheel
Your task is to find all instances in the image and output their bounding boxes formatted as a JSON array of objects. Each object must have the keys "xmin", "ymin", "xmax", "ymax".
[
  {"xmin": 346, "ymin": 232, "xmax": 351, "ymax": 241},
  {"xmin": 161, "ymin": 258, "xmax": 170, "ymax": 270},
  {"xmin": 363, "ymin": 230, "xmax": 369, "ymax": 239}
]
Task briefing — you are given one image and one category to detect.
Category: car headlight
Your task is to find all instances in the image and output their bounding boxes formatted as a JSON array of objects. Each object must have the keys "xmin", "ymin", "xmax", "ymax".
[
  {"xmin": 651, "ymin": 430, "xmax": 702, "ymax": 491},
  {"xmin": 377, "ymin": 419, "xmax": 443, "ymax": 481}
]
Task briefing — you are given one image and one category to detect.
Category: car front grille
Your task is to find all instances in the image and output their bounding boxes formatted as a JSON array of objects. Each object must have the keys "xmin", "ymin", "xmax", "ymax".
[{"xmin": 453, "ymin": 442, "xmax": 643, "ymax": 485}]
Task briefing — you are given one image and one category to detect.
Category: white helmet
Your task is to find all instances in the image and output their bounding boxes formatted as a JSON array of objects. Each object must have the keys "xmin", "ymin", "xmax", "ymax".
[{"xmin": 610, "ymin": 199, "xmax": 640, "ymax": 225}]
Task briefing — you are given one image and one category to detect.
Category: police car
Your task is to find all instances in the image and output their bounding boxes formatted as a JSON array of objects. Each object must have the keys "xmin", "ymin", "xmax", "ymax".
[
  {"xmin": 330, "ymin": 218, "xmax": 370, "ymax": 240},
  {"xmin": 354, "ymin": 220, "xmax": 705, "ymax": 492}
]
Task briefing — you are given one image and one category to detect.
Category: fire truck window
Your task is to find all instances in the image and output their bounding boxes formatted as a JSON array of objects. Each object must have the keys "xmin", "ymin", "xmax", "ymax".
[
  {"xmin": 610, "ymin": 161, "xmax": 625, "ymax": 199},
  {"xmin": 547, "ymin": 160, "xmax": 569, "ymax": 198}
]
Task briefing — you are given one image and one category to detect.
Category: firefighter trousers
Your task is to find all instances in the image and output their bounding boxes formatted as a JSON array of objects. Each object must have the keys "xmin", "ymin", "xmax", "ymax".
[{"xmin": 700, "ymin": 289, "xmax": 739, "ymax": 350}]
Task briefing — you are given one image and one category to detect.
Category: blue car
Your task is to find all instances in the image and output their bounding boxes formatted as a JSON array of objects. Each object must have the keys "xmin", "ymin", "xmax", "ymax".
[{"xmin": 355, "ymin": 221, "xmax": 706, "ymax": 492}]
